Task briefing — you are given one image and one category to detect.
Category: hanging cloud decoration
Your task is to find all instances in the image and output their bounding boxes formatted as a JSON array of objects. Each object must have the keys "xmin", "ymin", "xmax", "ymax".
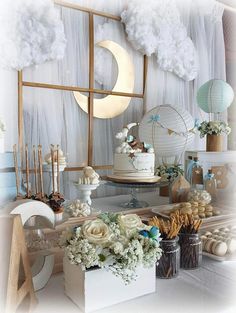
[
  {"xmin": 121, "ymin": 0, "xmax": 199, "ymax": 81},
  {"xmin": 0, "ymin": 0, "xmax": 66, "ymax": 70}
]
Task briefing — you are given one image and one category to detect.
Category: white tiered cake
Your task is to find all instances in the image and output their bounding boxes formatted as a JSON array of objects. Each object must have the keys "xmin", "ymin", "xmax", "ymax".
[
  {"xmin": 114, "ymin": 153, "xmax": 155, "ymax": 177},
  {"xmin": 111, "ymin": 123, "xmax": 159, "ymax": 182}
]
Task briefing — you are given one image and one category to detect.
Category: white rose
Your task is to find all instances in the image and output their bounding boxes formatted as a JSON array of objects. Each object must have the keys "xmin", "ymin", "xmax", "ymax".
[
  {"xmin": 118, "ymin": 214, "xmax": 143, "ymax": 237},
  {"xmin": 82, "ymin": 219, "xmax": 111, "ymax": 245}
]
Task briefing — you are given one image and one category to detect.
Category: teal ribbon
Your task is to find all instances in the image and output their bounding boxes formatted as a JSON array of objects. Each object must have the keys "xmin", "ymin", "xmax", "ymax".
[
  {"xmin": 186, "ymin": 159, "xmax": 194, "ymax": 182},
  {"xmin": 187, "ymin": 159, "xmax": 200, "ymax": 183},
  {"xmin": 148, "ymin": 114, "xmax": 160, "ymax": 123},
  {"xmin": 204, "ymin": 173, "xmax": 215, "ymax": 180}
]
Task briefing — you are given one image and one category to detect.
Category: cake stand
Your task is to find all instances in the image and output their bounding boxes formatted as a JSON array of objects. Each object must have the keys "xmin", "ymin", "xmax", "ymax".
[{"xmin": 104, "ymin": 177, "xmax": 169, "ymax": 209}]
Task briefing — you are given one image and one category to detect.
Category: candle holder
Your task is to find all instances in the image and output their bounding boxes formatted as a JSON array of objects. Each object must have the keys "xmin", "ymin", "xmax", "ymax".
[{"xmin": 44, "ymin": 163, "xmax": 66, "ymax": 193}]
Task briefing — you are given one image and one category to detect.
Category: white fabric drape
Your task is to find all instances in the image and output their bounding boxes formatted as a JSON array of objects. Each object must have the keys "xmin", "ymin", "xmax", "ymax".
[{"xmin": 22, "ymin": 0, "xmax": 226, "ymax": 199}]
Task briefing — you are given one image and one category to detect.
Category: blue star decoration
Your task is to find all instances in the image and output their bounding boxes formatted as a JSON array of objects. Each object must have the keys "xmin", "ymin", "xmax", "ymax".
[
  {"xmin": 139, "ymin": 226, "xmax": 160, "ymax": 241},
  {"xmin": 148, "ymin": 114, "xmax": 160, "ymax": 123}
]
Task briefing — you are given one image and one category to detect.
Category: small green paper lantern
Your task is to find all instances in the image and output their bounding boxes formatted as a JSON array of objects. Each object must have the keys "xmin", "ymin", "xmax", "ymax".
[{"xmin": 197, "ymin": 79, "xmax": 234, "ymax": 113}]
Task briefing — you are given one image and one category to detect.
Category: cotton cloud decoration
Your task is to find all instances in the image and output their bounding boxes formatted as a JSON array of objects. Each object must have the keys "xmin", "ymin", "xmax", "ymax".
[
  {"xmin": 121, "ymin": 0, "xmax": 199, "ymax": 81},
  {"xmin": 0, "ymin": 0, "xmax": 66, "ymax": 70}
]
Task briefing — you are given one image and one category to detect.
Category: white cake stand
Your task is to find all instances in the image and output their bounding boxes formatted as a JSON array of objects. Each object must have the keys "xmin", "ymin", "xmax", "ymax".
[{"xmin": 74, "ymin": 183, "xmax": 99, "ymax": 206}]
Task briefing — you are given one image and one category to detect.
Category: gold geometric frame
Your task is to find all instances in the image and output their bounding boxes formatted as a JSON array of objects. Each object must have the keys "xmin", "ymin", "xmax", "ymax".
[{"xmin": 17, "ymin": 0, "xmax": 148, "ymax": 173}]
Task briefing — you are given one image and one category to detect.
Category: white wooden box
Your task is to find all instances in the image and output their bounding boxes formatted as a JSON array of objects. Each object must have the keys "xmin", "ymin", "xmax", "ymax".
[{"xmin": 63, "ymin": 257, "xmax": 156, "ymax": 313}]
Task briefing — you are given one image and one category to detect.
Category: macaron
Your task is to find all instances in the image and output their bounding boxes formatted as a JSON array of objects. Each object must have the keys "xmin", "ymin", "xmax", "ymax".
[
  {"xmin": 204, "ymin": 231, "xmax": 212, "ymax": 237},
  {"xmin": 213, "ymin": 209, "xmax": 221, "ymax": 216},
  {"xmin": 180, "ymin": 207, "xmax": 192, "ymax": 215},
  {"xmin": 226, "ymin": 238, "xmax": 236, "ymax": 254},
  {"xmin": 198, "ymin": 207, "xmax": 205, "ymax": 213},
  {"xmin": 205, "ymin": 212, "xmax": 213, "ymax": 218},
  {"xmin": 212, "ymin": 241, "xmax": 227, "ymax": 257},
  {"xmin": 199, "ymin": 213, "xmax": 206, "ymax": 219},
  {"xmin": 205, "ymin": 239, "xmax": 216, "ymax": 253},
  {"xmin": 205, "ymin": 205, "xmax": 213, "ymax": 212}
]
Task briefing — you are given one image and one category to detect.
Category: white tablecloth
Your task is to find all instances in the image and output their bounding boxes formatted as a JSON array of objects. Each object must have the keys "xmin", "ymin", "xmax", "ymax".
[{"xmin": 34, "ymin": 257, "xmax": 236, "ymax": 313}]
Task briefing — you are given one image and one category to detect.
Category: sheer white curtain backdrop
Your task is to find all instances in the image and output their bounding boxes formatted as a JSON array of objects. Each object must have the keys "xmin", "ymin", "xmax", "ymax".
[{"xmin": 19, "ymin": 0, "xmax": 226, "ymax": 199}]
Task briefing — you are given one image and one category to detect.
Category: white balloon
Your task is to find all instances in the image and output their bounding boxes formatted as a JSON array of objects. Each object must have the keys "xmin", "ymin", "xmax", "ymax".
[{"xmin": 139, "ymin": 104, "xmax": 195, "ymax": 158}]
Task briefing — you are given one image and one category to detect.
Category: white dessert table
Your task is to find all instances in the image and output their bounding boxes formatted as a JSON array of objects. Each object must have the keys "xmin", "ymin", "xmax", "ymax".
[
  {"xmin": 34, "ymin": 257, "xmax": 236, "ymax": 313},
  {"xmin": 32, "ymin": 191, "xmax": 236, "ymax": 313}
]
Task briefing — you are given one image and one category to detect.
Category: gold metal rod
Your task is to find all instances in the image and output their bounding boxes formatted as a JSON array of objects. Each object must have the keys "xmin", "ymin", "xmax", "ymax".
[
  {"xmin": 57, "ymin": 145, "xmax": 60, "ymax": 192},
  {"xmin": 22, "ymin": 81, "xmax": 144, "ymax": 99},
  {"xmin": 88, "ymin": 12, "xmax": 94, "ymax": 166},
  {"xmin": 51, "ymin": 145, "xmax": 55, "ymax": 194},
  {"xmin": 13, "ymin": 144, "xmax": 20, "ymax": 196},
  {"xmin": 54, "ymin": 0, "xmax": 121, "ymax": 21},
  {"xmin": 25, "ymin": 144, "xmax": 30, "ymax": 198},
  {"xmin": 33, "ymin": 145, "xmax": 38, "ymax": 194},
  {"xmin": 0, "ymin": 165, "xmax": 114, "ymax": 173}
]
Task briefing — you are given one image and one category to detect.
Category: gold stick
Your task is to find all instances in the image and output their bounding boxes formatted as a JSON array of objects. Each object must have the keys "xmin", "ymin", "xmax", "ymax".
[
  {"xmin": 13, "ymin": 144, "xmax": 20, "ymax": 196},
  {"xmin": 25, "ymin": 144, "xmax": 30, "ymax": 198},
  {"xmin": 51, "ymin": 145, "xmax": 55, "ymax": 194},
  {"xmin": 57, "ymin": 145, "xmax": 60, "ymax": 193},
  {"xmin": 33, "ymin": 145, "xmax": 38, "ymax": 194},
  {"xmin": 38, "ymin": 145, "xmax": 44, "ymax": 197}
]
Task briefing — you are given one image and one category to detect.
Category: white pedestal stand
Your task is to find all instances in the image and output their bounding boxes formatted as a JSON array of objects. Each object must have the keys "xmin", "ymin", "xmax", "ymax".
[{"xmin": 74, "ymin": 183, "xmax": 99, "ymax": 207}]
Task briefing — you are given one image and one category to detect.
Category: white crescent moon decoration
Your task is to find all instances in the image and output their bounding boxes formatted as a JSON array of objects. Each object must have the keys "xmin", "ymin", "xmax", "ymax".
[
  {"xmin": 74, "ymin": 40, "xmax": 135, "ymax": 119},
  {"xmin": 5, "ymin": 199, "xmax": 55, "ymax": 291}
]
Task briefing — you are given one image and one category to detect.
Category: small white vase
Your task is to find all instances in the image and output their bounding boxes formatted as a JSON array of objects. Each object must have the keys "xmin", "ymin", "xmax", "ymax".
[{"xmin": 0, "ymin": 136, "xmax": 5, "ymax": 153}]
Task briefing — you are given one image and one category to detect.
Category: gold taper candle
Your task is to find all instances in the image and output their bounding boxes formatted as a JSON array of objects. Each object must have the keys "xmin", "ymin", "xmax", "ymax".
[
  {"xmin": 51, "ymin": 145, "xmax": 55, "ymax": 194},
  {"xmin": 33, "ymin": 145, "xmax": 38, "ymax": 194},
  {"xmin": 57, "ymin": 145, "xmax": 60, "ymax": 192},
  {"xmin": 38, "ymin": 145, "xmax": 44, "ymax": 197},
  {"xmin": 25, "ymin": 144, "xmax": 30, "ymax": 198}
]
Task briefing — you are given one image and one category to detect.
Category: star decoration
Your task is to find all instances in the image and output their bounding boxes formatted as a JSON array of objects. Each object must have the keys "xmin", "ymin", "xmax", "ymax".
[{"xmin": 129, "ymin": 152, "xmax": 135, "ymax": 159}]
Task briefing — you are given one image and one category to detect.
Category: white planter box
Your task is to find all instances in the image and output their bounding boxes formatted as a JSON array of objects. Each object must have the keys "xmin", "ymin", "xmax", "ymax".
[{"xmin": 63, "ymin": 257, "xmax": 156, "ymax": 312}]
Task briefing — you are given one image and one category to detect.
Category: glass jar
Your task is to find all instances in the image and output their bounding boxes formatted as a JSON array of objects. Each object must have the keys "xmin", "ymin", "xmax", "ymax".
[
  {"xmin": 190, "ymin": 157, "xmax": 203, "ymax": 188},
  {"xmin": 179, "ymin": 233, "xmax": 202, "ymax": 270},
  {"xmin": 156, "ymin": 237, "xmax": 180, "ymax": 279},
  {"xmin": 204, "ymin": 169, "xmax": 217, "ymax": 201}
]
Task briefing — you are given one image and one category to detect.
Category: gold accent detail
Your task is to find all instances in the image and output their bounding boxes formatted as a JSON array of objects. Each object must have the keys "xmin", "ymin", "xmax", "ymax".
[{"xmin": 74, "ymin": 40, "xmax": 135, "ymax": 119}]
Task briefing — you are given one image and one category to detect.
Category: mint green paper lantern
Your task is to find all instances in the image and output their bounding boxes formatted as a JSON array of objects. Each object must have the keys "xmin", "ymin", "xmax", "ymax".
[{"xmin": 197, "ymin": 79, "xmax": 234, "ymax": 113}]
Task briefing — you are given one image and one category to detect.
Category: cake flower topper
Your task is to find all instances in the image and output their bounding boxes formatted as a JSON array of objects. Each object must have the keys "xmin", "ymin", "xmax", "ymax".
[{"xmin": 115, "ymin": 122, "xmax": 154, "ymax": 154}]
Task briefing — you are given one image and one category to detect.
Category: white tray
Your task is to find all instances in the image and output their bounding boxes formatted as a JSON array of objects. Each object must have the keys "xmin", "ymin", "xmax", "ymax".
[
  {"xmin": 151, "ymin": 204, "xmax": 236, "ymax": 224},
  {"xmin": 202, "ymin": 251, "xmax": 236, "ymax": 262}
]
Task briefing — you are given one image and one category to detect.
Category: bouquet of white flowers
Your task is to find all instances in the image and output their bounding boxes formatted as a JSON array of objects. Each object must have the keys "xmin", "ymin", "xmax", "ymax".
[
  {"xmin": 198, "ymin": 121, "xmax": 231, "ymax": 138},
  {"xmin": 60, "ymin": 213, "xmax": 162, "ymax": 284}
]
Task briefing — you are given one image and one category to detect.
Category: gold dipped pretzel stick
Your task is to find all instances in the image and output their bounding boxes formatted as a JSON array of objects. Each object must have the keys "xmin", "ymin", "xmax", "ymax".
[
  {"xmin": 56, "ymin": 145, "xmax": 60, "ymax": 193},
  {"xmin": 25, "ymin": 144, "xmax": 30, "ymax": 198},
  {"xmin": 33, "ymin": 145, "xmax": 38, "ymax": 194},
  {"xmin": 13, "ymin": 144, "xmax": 20, "ymax": 197},
  {"xmin": 50, "ymin": 144, "xmax": 55, "ymax": 194}
]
